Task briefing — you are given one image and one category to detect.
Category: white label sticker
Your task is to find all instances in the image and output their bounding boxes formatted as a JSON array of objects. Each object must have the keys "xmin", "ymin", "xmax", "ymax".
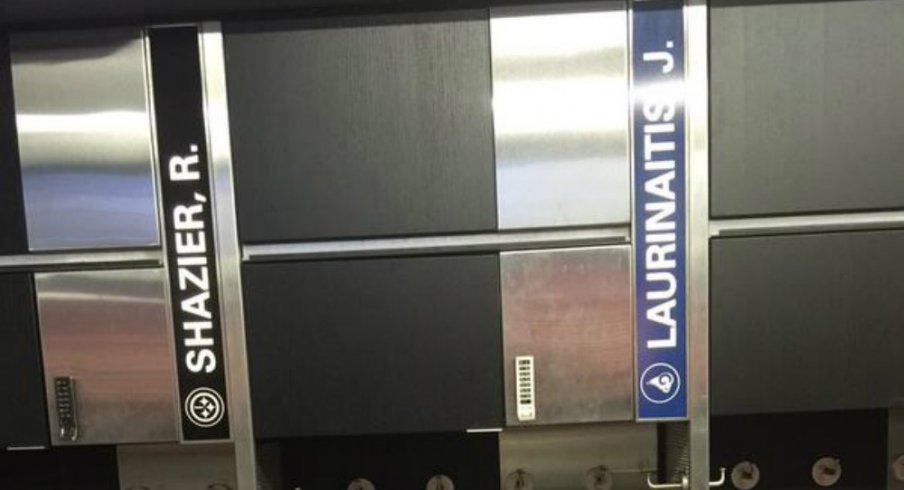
[{"xmin": 515, "ymin": 355, "xmax": 536, "ymax": 422}]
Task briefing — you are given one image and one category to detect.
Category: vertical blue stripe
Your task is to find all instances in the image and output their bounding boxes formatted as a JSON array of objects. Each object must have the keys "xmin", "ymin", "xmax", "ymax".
[{"xmin": 633, "ymin": 0, "xmax": 688, "ymax": 420}]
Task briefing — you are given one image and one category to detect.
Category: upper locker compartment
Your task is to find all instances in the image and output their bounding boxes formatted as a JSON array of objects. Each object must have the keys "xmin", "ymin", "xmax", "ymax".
[
  {"xmin": 710, "ymin": 1, "xmax": 904, "ymax": 217},
  {"xmin": 491, "ymin": 4, "xmax": 629, "ymax": 230},
  {"xmin": 9, "ymin": 28, "xmax": 160, "ymax": 251},
  {"xmin": 224, "ymin": 12, "xmax": 497, "ymax": 242}
]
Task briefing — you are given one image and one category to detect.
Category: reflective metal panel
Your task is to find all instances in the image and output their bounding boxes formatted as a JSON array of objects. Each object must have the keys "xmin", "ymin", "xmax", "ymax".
[
  {"xmin": 499, "ymin": 423, "xmax": 656, "ymax": 490},
  {"xmin": 10, "ymin": 29, "xmax": 159, "ymax": 251},
  {"xmin": 117, "ymin": 443, "xmax": 237, "ymax": 490},
  {"xmin": 492, "ymin": 3, "xmax": 629, "ymax": 230},
  {"xmin": 36, "ymin": 268, "xmax": 178, "ymax": 445},
  {"xmin": 501, "ymin": 246, "xmax": 633, "ymax": 425}
]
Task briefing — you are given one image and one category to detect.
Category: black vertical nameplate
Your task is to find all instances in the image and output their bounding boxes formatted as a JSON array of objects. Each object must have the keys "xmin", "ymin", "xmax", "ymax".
[{"xmin": 150, "ymin": 26, "xmax": 230, "ymax": 441}]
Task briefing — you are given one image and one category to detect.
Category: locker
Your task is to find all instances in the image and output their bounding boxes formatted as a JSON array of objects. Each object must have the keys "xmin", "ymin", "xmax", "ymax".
[
  {"xmin": 711, "ymin": 231, "xmax": 904, "ymax": 415},
  {"xmin": 224, "ymin": 12, "xmax": 497, "ymax": 243},
  {"xmin": 35, "ymin": 269, "xmax": 178, "ymax": 445},
  {"xmin": 710, "ymin": 0, "xmax": 904, "ymax": 217},
  {"xmin": 9, "ymin": 29, "xmax": 160, "ymax": 251},
  {"xmin": 501, "ymin": 246, "xmax": 633, "ymax": 426},
  {"xmin": 243, "ymin": 255, "xmax": 504, "ymax": 438}
]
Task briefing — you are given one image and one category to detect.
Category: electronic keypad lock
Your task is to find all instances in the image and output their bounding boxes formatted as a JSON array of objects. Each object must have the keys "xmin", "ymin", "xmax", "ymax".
[{"xmin": 53, "ymin": 376, "xmax": 78, "ymax": 442}]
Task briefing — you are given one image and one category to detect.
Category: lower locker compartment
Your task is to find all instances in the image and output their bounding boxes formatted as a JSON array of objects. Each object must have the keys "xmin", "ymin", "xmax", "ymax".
[
  {"xmin": 263, "ymin": 432, "xmax": 499, "ymax": 490},
  {"xmin": 243, "ymin": 255, "xmax": 504, "ymax": 438},
  {"xmin": 712, "ymin": 410, "xmax": 888, "ymax": 490},
  {"xmin": 0, "ymin": 446, "xmax": 119, "ymax": 490}
]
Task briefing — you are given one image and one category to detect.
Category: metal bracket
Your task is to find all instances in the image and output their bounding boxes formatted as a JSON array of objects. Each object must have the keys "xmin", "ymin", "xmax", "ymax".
[{"xmin": 646, "ymin": 468, "xmax": 725, "ymax": 490}]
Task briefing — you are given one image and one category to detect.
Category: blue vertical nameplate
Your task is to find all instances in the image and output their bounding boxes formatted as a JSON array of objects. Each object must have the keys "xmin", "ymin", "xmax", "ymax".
[{"xmin": 632, "ymin": 0, "xmax": 687, "ymax": 421}]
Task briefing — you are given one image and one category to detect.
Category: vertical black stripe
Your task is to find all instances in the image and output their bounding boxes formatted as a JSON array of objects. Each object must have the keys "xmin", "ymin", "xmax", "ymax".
[
  {"xmin": 0, "ymin": 32, "xmax": 29, "ymax": 254},
  {"xmin": 149, "ymin": 26, "xmax": 230, "ymax": 441}
]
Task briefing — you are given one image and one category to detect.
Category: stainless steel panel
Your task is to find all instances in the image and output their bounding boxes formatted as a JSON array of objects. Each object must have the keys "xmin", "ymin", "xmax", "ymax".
[
  {"xmin": 201, "ymin": 22, "xmax": 258, "ymax": 490},
  {"xmin": 243, "ymin": 226, "xmax": 630, "ymax": 262},
  {"xmin": 36, "ymin": 268, "xmax": 178, "ymax": 445},
  {"xmin": 686, "ymin": 3, "xmax": 711, "ymax": 489},
  {"xmin": 492, "ymin": 4, "xmax": 629, "ymax": 230},
  {"xmin": 501, "ymin": 246, "xmax": 632, "ymax": 426},
  {"xmin": 499, "ymin": 423, "xmax": 656, "ymax": 490},
  {"xmin": 11, "ymin": 29, "xmax": 160, "ymax": 251},
  {"xmin": 118, "ymin": 443, "xmax": 237, "ymax": 490}
]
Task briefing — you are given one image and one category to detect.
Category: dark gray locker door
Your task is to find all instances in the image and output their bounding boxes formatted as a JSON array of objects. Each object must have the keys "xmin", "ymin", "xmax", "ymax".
[
  {"xmin": 712, "ymin": 411, "xmax": 887, "ymax": 490},
  {"xmin": 0, "ymin": 273, "xmax": 47, "ymax": 448},
  {"xmin": 224, "ymin": 12, "xmax": 496, "ymax": 243},
  {"xmin": 281, "ymin": 432, "xmax": 499, "ymax": 489},
  {"xmin": 243, "ymin": 255, "xmax": 503, "ymax": 438},
  {"xmin": 0, "ymin": 446, "xmax": 120, "ymax": 490},
  {"xmin": 711, "ymin": 1, "xmax": 904, "ymax": 217},
  {"xmin": 0, "ymin": 34, "xmax": 28, "ymax": 255},
  {"xmin": 711, "ymin": 231, "xmax": 904, "ymax": 415}
]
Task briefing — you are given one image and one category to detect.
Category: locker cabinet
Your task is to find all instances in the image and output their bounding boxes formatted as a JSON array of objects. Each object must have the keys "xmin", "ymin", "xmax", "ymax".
[
  {"xmin": 0, "ymin": 273, "xmax": 47, "ymax": 448},
  {"xmin": 711, "ymin": 231, "xmax": 904, "ymax": 415},
  {"xmin": 224, "ymin": 12, "xmax": 497, "ymax": 243},
  {"xmin": 710, "ymin": 0, "xmax": 904, "ymax": 217},
  {"xmin": 243, "ymin": 255, "xmax": 504, "ymax": 438}
]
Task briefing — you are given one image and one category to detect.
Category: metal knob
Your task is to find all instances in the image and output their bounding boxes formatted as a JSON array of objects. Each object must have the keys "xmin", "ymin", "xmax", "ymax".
[
  {"xmin": 811, "ymin": 457, "xmax": 842, "ymax": 487},
  {"xmin": 348, "ymin": 478, "xmax": 375, "ymax": 490},
  {"xmin": 584, "ymin": 466, "xmax": 613, "ymax": 490},
  {"xmin": 730, "ymin": 461, "xmax": 760, "ymax": 490},
  {"xmin": 893, "ymin": 454, "xmax": 904, "ymax": 483},
  {"xmin": 426, "ymin": 475, "xmax": 454, "ymax": 490},
  {"xmin": 505, "ymin": 469, "xmax": 534, "ymax": 490}
]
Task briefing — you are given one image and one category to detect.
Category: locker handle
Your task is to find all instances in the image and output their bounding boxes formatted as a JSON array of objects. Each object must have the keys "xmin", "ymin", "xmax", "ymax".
[{"xmin": 646, "ymin": 468, "xmax": 725, "ymax": 490}]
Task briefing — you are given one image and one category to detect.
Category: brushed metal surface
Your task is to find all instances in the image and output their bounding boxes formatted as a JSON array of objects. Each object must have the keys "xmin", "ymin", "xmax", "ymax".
[
  {"xmin": 244, "ymin": 226, "xmax": 630, "ymax": 262},
  {"xmin": 201, "ymin": 21, "xmax": 258, "ymax": 490},
  {"xmin": 501, "ymin": 246, "xmax": 632, "ymax": 425},
  {"xmin": 10, "ymin": 28, "xmax": 160, "ymax": 251},
  {"xmin": 0, "ymin": 248, "xmax": 162, "ymax": 272},
  {"xmin": 711, "ymin": 0, "xmax": 904, "ymax": 217},
  {"xmin": 36, "ymin": 268, "xmax": 178, "ymax": 445},
  {"xmin": 685, "ymin": 3, "xmax": 711, "ymax": 489},
  {"xmin": 710, "ymin": 210, "xmax": 904, "ymax": 238},
  {"xmin": 499, "ymin": 423, "xmax": 656, "ymax": 490},
  {"xmin": 117, "ymin": 443, "xmax": 237, "ymax": 490},
  {"xmin": 492, "ymin": 3, "xmax": 629, "ymax": 230}
]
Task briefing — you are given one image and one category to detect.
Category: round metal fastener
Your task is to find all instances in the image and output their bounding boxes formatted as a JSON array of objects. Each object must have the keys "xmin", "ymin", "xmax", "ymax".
[
  {"xmin": 505, "ymin": 469, "xmax": 534, "ymax": 490},
  {"xmin": 893, "ymin": 454, "xmax": 904, "ymax": 483},
  {"xmin": 811, "ymin": 457, "xmax": 842, "ymax": 487},
  {"xmin": 730, "ymin": 461, "xmax": 760, "ymax": 490},
  {"xmin": 426, "ymin": 474, "xmax": 455, "ymax": 490},
  {"xmin": 584, "ymin": 465, "xmax": 613, "ymax": 490},
  {"xmin": 348, "ymin": 478, "xmax": 376, "ymax": 490}
]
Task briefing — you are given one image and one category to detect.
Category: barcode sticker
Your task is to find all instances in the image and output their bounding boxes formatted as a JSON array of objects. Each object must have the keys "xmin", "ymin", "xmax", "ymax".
[{"xmin": 515, "ymin": 355, "xmax": 536, "ymax": 422}]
